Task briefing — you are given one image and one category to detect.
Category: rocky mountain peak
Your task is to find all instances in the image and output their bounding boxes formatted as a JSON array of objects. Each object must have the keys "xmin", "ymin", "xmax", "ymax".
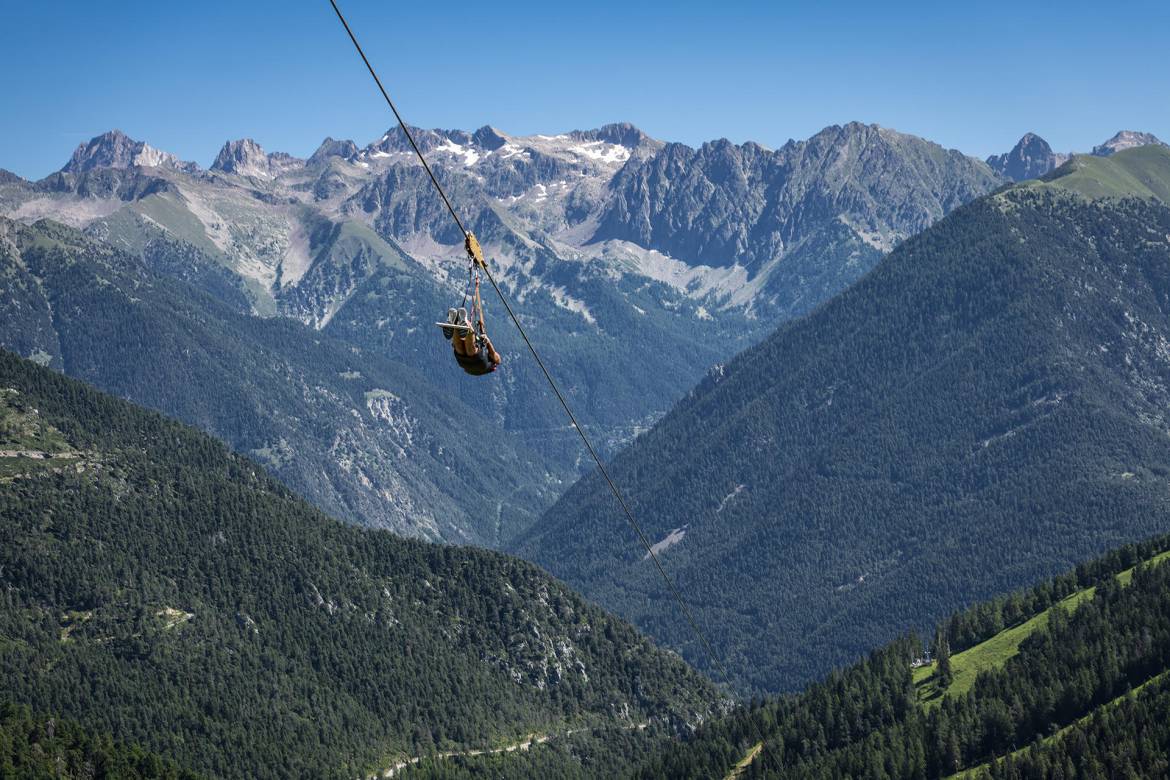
[
  {"xmin": 211, "ymin": 138, "xmax": 301, "ymax": 179},
  {"xmin": 211, "ymin": 138, "xmax": 268, "ymax": 174},
  {"xmin": 308, "ymin": 137, "xmax": 358, "ymax": 165},
  {"xmin": 594, "ymin": 121, "xmax": 1001, "ymax": 277},
  {"xmin": 1092, "ymin": 130, "xmax": 1167, "ymax": 156},
  {"xmin": 61, "ymin": 130, "xmax": 190, "ymax": 174},
  {"xmin": 799, "ymin": 122, "xmax": 887, "ymax": 154},
  {"xmin": 987, "ymin": 132, "xmax": 1069, "ymax": 181},
  {"xmin": 471, "ymin": 125, "xmax": 508, "ymax": 151},
  {"xmin": 569, "ymin": 122, "xmax": 656, "ymax": 149},
  {"xmin": 367, "ymin": 125, "xmax": 460, "ymax": 155}
]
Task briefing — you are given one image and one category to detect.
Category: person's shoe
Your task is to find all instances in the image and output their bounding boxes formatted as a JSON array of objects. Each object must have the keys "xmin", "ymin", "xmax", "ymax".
[
  {"xmin": 440, "ymin": 308, "xmax": 458, "ymax": 340},
  {"xmin": 456, "ymin": 307, "xmax": 469, "ymax": 327}
]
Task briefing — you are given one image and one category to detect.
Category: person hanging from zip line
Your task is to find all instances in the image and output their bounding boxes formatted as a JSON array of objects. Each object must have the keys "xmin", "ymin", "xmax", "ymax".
[
  {"xmin": 444, "ymin": 305, "xmax": 501, "ymax": 375},
  {"xmin": 437, "ymin": 232, "xmax": 502, "ymax": 376}
]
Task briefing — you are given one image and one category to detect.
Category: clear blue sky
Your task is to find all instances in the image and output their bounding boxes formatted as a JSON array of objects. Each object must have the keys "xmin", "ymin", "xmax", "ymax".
[{"xmin": 4, "ymin": 0, "xmax": 1169, "ymax": 179}]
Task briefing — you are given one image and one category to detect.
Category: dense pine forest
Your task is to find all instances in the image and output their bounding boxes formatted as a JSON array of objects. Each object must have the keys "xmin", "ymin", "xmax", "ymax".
[
  {"xmin": 0, "ymin": 349, "xmax": 715, "ymax": 779},
  {"xmin": 631, "ymin": 535, "xmax": 1170, "ymax": 778},
  {"xmin": 0, "ymin": 703, "xmax": 198, "ymax": 779}
]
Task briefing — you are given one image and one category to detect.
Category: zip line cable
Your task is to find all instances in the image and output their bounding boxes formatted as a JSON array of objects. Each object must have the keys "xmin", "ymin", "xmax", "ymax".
[{"xmin": 327, "ymin": 0, "xmax": 730, "ymax": 685}]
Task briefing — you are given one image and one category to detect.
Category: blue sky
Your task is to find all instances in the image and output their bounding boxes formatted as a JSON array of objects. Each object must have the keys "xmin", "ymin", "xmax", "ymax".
[{"xmin": 3, "ymin": 0, "xmax": 1169, "ymax": 179}]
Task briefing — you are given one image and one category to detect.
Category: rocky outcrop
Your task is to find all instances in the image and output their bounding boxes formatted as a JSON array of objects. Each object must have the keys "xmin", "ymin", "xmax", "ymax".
[
  {"xmin": 987, "ymin": 132, "xmax": 1070, "ymax": 181},
  {"xmin": 1092, "ymin": 130, "xmax": 1167, "ymax": 156},
  {"xmin": 61, "ymin": 130, "xmax": 195, "ymax": 174},
  {"xmin": 211, "ymin": 138, "xmax": 302, "ymax": 179}
]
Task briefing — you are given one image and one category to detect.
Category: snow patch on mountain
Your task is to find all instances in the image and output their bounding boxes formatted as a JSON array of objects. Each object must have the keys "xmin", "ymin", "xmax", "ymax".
[
  {"xmin": 437, "ymin": 139, "xmax": 481, "ymax": 166},
  {"xmin": 499, "ymin": 143, "xmax": 530, "ymax": 161},
  {"xmin": 571, "ymin": 141, "xmax": 631, "ymax": 165}
]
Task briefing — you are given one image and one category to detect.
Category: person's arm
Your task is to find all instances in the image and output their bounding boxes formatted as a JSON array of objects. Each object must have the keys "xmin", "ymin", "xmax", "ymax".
[{"xmin": 482, "ymin": 335, "xmax": 502, "ymax": 366}]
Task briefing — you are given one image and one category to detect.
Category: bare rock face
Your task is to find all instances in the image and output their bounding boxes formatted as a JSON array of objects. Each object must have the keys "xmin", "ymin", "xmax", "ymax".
[
  {"xmin": 211, "ymin": 138, "xmax": 302, "ymax": 179},
  {"xmin": 1092, "ymin": 130, "xmax": 1167, "ymax": 156},
  {"xmin": 62, "ymin": 130, "xmax": 195, "ymax": 174},
  {"xmin": 307, "ymin": 136, "xmax": 358, "ymax": 166},
  {"xmin": 594, "ymin": 121, "xmax": 1003, "ymax": 275},
  {"xmin": 987, "ymin": 132, "xmax": 1070, "ymax": 181}
]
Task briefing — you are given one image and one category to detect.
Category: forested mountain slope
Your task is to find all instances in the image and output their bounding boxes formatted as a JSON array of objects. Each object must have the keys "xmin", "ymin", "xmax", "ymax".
[
  {"xmin": 0, "ymin": 702, "xmax": 198, "ymax": 779},
  {"xmin": 632, "ymin": 535, "xmax": 1170, "ymax": 779},
  {"xmin": 0, "ymin": 216, "xmax": 556, "ymax": 543},
  {"xmin": 0, "ymin": 349, "xmax": 716, "ymax": 779},
  {"xmin": 516, "ymin": 146, "xmax": 1170, "ymax": 693}
]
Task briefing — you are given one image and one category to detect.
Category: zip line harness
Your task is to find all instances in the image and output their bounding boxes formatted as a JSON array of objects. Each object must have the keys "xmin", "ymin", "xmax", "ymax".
[
  {"xmin": 327, "ymin": 0, "xmax": 730, "ymax": 685},
  {"xmin": 439, "ymin": 233, "xmax": 500, "ymax": 375},
  {"xmin": 462, "ymin": 232, "xmax": 489, "ymax": 340}
]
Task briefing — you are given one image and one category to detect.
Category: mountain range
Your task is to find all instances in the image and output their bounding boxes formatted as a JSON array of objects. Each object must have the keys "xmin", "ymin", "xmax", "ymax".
[
  {"xmin": 0, "ymin": 120, "xmax": 1005, "ymax": 542},
  {"xmin": 517, "ymin": 145, "xmax": 1170, "ymax": 693}
]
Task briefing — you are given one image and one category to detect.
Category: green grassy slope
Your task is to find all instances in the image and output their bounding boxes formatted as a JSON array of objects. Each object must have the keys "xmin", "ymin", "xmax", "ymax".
[
  {"xmin": 915, "ymin": 549, "xmax": 1170, "ymax": 704},
  {"xmin": 1025, "ymin": 145, "xmax": 1170, "ymax": 202},
  {"xmin": 0, "ymin": 349, "xmax": 716, "ymax": 779}
]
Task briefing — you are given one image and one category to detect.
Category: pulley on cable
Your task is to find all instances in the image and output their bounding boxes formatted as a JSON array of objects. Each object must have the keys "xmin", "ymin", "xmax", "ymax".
[{"xmin": 436, "ymin": 231, "xmax": 502, "ymax": 376}]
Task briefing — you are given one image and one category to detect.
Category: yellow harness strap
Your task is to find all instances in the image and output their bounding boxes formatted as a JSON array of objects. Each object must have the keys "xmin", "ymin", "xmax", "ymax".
[
  {"xmin": 473, "ymin": 273, "xmax": 487, "ymax": 336},
  {"xmin": 465, "ymin": 232, "xmax": 486, "ymax": 268}
]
